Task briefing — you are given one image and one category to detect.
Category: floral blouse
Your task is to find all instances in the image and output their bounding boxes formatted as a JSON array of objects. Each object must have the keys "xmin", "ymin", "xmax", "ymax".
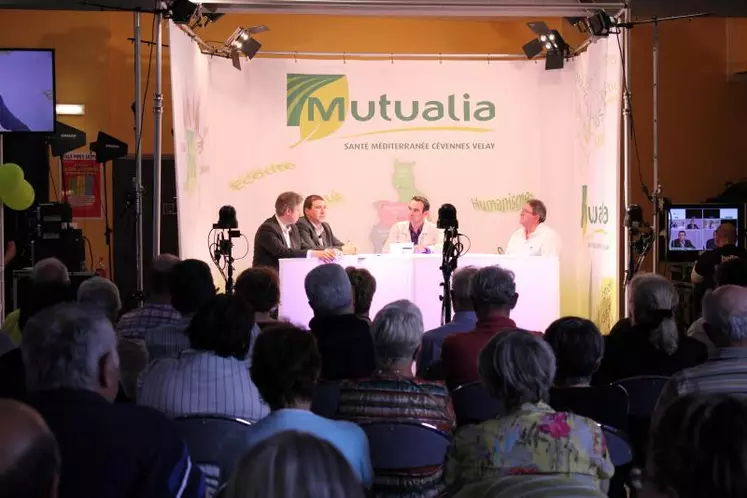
[{"xmin": 444, "ymin": 402, "xmax": 614, "ymax": 495}]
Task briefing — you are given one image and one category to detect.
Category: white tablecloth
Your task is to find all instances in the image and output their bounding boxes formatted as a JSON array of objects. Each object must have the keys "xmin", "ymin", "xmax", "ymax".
[{"xmin": 278, "ymin": 254, "xmax": 560, "ymax": 332}]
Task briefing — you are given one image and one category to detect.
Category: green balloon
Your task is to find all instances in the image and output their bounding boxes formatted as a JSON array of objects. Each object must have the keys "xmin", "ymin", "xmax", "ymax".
[
  {"xmin": 0, "ymin": 163, "xmax": 24, "ymax": 197},
  {"xmin": 3, "ymin": 180, "xmax": 35, "ymax": 211}
]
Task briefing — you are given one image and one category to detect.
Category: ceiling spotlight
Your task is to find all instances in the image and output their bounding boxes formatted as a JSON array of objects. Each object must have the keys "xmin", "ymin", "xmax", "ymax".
[
  {"xmin": 225, "ymin": 26, "xmax": 268, "ymax": 70},
  {"xmin": 545, "ymin": 30, "xmax": 570, "ymax": 70},
  {"xmin": 565, "ymin": 10, "xmax": 616, "ymax": 38},
  {"xmin": 168, "ymin": 0, "xmax": 197, "ymax": 25},
  {"xmin": 522, "ymin": 22, "xmax": 571, "ymax": 71}
]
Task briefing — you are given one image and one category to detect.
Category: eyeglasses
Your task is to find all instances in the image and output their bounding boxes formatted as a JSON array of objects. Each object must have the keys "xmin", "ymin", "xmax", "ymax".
[{"xmin": 520, "ymin": 209, "xmax": 536, "ymax": 216}]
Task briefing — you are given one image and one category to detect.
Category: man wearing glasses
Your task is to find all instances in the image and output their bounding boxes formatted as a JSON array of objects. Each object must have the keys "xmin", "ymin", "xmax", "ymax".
[{"xmin": 506, "ymin": 198, "xmax": 562, "ymax": 256}]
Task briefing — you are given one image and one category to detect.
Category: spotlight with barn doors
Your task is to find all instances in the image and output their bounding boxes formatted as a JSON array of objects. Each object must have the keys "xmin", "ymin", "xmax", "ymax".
[
  {"xmin": 522, "ymin": 21, "xmax": 571, "ymax": 71},
  {"xmin": 225, "ymin": 25, "xmax": 268, "ymax": 70}
]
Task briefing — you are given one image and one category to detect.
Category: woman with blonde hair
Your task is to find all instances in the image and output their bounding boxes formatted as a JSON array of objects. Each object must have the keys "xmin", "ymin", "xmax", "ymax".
[{"xmin": 594, "ymin": 273, "xmax": 706, "ymax": 384}]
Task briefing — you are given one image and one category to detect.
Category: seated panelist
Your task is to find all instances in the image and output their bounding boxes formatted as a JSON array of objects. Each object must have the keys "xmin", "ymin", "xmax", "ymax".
[
  {"xmin": 296, "ymin": 195, "xmax": 357, "ymax": 255},
  {"xmin": 252, "ymin": 191, "xmax": 336, "ymax": 270},
  {"xmin": 506, "ymin": 198, "xmax": 561, "ymax": 257},
  {"xmin": 383, "ymin": 196, "xmax": 443, "ymax": 254}
]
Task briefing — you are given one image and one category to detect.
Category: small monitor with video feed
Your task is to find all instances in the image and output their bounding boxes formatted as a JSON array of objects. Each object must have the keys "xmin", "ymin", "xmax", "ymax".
[
  {"xmin": 0, "ymin": 48, "xmax": 56, "ymax": 134},
  {"xmin": 666, "ymin": 203, "xmax": 744, "ymax": 262}
]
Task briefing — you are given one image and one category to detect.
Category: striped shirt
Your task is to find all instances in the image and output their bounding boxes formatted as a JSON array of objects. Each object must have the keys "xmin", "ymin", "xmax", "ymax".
[
  {"xmin": 139, "ymin": 348, "xmax": 269, "ymax": 422},
  {"xmin": 117, "ymin": 303, "xmax": 181, "ymax": 340},
  {"xmin": 654, "ymin": 347, "xmax": 747, "ymax": 425},
  {"xmin": 452, "ymin": 475, "xmax": 607, "ymax": 498},
  {"xmin": 146, "ymin": 315, "xmax": 192, "ymax": 361}
]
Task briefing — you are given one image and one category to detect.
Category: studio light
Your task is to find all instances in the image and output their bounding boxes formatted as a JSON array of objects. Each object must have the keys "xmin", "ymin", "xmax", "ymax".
[
  {"xmin": 169, "ymin": 0, "xmax": 198, "ymax": 25},
  {"xmin": 522, "ymin": 21, "xmax": 570, "ymax": 70},
  {"xmin": 565, "ymin": 10, "xmax": 617, "ymax": 38},
  {"xmin": 225, "ymin": 26, "xmax": 269, "ymax": 70}
]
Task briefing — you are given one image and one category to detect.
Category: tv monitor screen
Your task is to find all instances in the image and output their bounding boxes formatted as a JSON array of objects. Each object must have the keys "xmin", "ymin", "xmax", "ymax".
[
  {"xmin": 0, "ymin": 49, "xmax": 56, "ymax": 134},
  {"xmin": 666, "ymin": 203, "xmax": 744, "ymax": 262}
]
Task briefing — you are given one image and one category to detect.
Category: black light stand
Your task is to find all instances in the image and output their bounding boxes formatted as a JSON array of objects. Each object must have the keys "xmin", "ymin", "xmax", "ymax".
[
  {"xmin": 624, "ymin": 204, "xmax": 654, "ymax": 286},
  {"xmin": 437, "ymin": 204, "xmax": 463, "ymax": 325},
  {"xmin": 210, "ymin": 205, "xmax": 241, "ymax": 294}
]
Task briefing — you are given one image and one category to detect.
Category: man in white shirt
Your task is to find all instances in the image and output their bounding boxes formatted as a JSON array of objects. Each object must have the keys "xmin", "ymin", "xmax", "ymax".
[
  {"xmin": 506, "ymin": 198, "xmax": 562, "ymax": 256},
  {"xmin": 383, "ymin": 196, "xmax": 443, "ymax": 253}
]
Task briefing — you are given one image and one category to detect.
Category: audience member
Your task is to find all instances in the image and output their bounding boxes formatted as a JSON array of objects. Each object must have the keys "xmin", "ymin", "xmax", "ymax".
[
  {"xmin": 417, "ymin": 266, "xmax": 478, "ymax": 377},
  {"xmin": 653, "ymin": 285, "xmax": 747, "ymax": 424},
  {"xmin": 645, "ymin": 394, "xmax": 747, "ymax": 498},
  {"xmin": 336, "ymin": 300, "xmax": 454, "ymax": 498},
  {"xmin": 444, "ymin": 329, "xmax": 613, "ymax": 495},
  {"xmin": 691, "ymin": 223, "xmax": 745, "ymax": 306},
  {"xmin": 0, "ymin": 399, "xmax": 60, "ymax": 498},
  {"xmin": 594, "ymin": 273, "xmax": 706, "ymax": 385},
  {"xmin": 225, "ymin": 431, "xmax": 366, "ymax": 498},
  {"xmin": 545, "ymin": 317, "xmax": 628, "ymax": 431},
  {"xmin": 248, "ymin": 324, "xmax": 373, "ymax": 487},
  {"xmin": 345, "ymin": 266, "xmax": 377, "ymax": 323},
  {"xmin": 139, "ymin": 294, "xmax": 269, "ymax": 421},
  {"xmin": 441, "ymin": 265, "xmax": 519, "ymax": 389},
  {"xmin": 117, "ymin": 254, "xmax": 181, "ymax": 340},
  {"xmin": 77, "ymin": 276, "xmax": 122, "ymax": 324},
  {"xmin": 235, "ymin": 266, "xmax": 281, "ymax": 329},
  {"xmin": 305, "ymin": 264, "xmax": 375, "ymax": 381},
  {"xmin": 146, "ymin": 259, "xmax": 215, "ymax": 360},
  {"xmin": 687, "ymin": 257, "xmax": 747, "ymax": 352},
  {"xmin": 22, "ymin": 303, "xmax": 205, "ymax": 498}
]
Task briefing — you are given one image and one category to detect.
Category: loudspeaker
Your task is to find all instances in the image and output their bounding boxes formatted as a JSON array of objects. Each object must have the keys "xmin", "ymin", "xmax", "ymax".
[{"xmin": 113, "ymin": 155, "xmax": 179, "ymax": 313}]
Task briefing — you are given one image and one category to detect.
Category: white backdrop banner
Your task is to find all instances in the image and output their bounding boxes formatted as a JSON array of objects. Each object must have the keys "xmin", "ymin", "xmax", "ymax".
[{"xmin": 169, "ymin": 24, "xmax": 622, "ymax": 329}]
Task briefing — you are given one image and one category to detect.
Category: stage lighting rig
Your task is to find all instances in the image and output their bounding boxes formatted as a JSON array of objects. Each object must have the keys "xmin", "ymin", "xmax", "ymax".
[
  {"xmin": 521, "ymin": 21, "xmax": 571, "ymax": 71},
  {"xmin": 167, "ymin": 0, "xmax": 198, "ymax": 25}
]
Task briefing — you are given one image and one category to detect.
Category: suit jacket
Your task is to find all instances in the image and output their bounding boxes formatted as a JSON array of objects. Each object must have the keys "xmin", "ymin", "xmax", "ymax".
[
  {"xmin": 0, "ymin": 94, "xmax": 29, "ymax": 132},
  {"xmin": 383, "ymin": 220, "xmax": 443, "ymax": 253},
  {"xmin": 252, "ymin": 216, "xmax": 307, "ymax": 269},
  {"xmin": 671, "ymin": 239, "xmax": 695, "ymax": 249},
  {"xmin": 296, "ymin": 216, "xmax": 344, "ymax": 250}
]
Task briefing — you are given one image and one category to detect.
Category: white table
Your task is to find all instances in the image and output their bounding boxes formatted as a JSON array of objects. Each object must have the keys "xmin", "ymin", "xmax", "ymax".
[{"xmin": 278, "ymin": 254, "xmax": 560, "ymax": 332}]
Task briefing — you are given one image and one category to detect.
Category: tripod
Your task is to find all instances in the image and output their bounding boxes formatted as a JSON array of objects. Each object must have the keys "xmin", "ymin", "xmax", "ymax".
[
  {"xmin": 439, "ymin": 227, "xmax": 461, "ymax": 325},
  {"xmin": 212, "ymin": 228, "xmax": 241, "ymax": 294}
]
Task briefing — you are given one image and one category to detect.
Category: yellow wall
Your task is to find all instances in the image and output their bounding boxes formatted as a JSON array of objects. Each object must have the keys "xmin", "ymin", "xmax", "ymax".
[{"xmin": 0, "ymin": 10, "xmax": 745, "ymax": 276}]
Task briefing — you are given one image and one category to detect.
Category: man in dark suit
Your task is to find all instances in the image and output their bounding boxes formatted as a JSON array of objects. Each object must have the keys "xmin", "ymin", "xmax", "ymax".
[
  {"xmin": 252, "ymin": 191, "xmax": 336, "ymax": 270},
  {"xmin": 296, "ymin": 194, "xmax": 357, "ymax": 254},
  {"xmin": 0, "ymin": 94, "xmax": 30, "ymax": 132},
  {"xmin": 671, "ymin": 231, "xmax": 695, "ymax": 249}
]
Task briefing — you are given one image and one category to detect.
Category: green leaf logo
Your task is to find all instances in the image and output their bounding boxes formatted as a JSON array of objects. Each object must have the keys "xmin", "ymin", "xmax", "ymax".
[{"xmin": 287, "ymin": 74, "xmax": 348, "ymax": 147}]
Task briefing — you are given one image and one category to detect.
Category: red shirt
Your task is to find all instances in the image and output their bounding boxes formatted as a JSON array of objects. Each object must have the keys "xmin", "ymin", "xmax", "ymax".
[{"xmin": 441, "ymin": 315, "xmax": 517, "ymax": 390}]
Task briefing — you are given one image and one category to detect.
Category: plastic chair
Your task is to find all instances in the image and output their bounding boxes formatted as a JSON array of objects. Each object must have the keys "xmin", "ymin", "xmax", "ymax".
[
  {"xmin": 611, "ymin": 376, "xmax": 669, "ymax": 417},
  {"xmin": 310, "ymin": 381, "xmax": 341, "ymax": 418},
  {"xmin": 359, "ymin": 421, "xmax": 452, "ymax": 470},
  {"xmin": 550, "ymin": 384, "xmax": 630, "ymax": 431},
  {"xmin": 451, "ymin": 381, "xmax": 501, "ymax": 426},
  {"xmin": 173, "ymin": 414, "xmax": 253, "ymax": 496}
]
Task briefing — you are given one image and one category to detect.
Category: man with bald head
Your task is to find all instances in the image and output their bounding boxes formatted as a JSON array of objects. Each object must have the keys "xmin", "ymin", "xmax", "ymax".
[
  {"xmin": 117, "ymin": 254, "xmax": 181, "ymax": 340},
  {"xmin": 654, "ymin": 285, "xmax": 747, "ymax": 424},
  {"xmin": 0, "ymin": 399, "xmax": 60, "ymax": 498},
  {"xmin": 692, "ymin": 223, "xmax": 745, "ymax": 297}
]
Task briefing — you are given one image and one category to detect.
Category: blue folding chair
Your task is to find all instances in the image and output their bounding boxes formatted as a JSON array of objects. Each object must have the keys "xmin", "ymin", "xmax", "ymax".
[
  {"xmin": 173, "ymin": 414, "xmax": 253, "ymax": 497},
  {"xmin": 611, "ymin": 376, "xmax": 669, "ymax": 417},
  {"xmin": 601, "ymin": 424, "xmax": 634, "ymax": 467},
  {"xmin": 451, "ymin": 381, "xmax": 501, "ymax": 426},
  {"xmin": 310, "ymin": 381, "xmax": 341, "ymax": 418},
  {"xmin": 359, "ymin": 421, "xmax": 452, "ymax": 470}
]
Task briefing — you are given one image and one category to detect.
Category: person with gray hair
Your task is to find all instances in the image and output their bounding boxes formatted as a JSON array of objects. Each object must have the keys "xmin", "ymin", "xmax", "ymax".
[
  {"xmin": 21, "ymin": 303, "xmax": 206, "ymax": 498},
  {"xmin": 30, "ymin": 257, "xmax": 70, "ymax": 285},
  {"xmin": 653, "ymin": 285, "xmax": 747, "ymax": 426},
  {"xmin": 444, "ymin": 329, "xmax": 613, "ymax": 496},
  {"xmin": 594, "ymin": 273, "xmax": 706, "ymax": 385},
  {"xmin": 335, "ymin": 300, "xmax": 454, "ymax": 497},
  {"xmin": 117, "ymin": 254, "xmax": 181, "ymax": 340},
  {"xmin": 506, "ymin": 198, "xmax": 562, "ymax": 256},
  {"xmin": 417, "ymin": 266, "xmax": 479, "ymax": 377},
  {"xmin": 305, "ymin": 264, "xmax": 375, "ymax": 381},
  {"xmin": 441, "ymin": 265, "xmax": 523, "ymax": 389},
  {"xmin": 77, "ymin": 277, "xmax": 122, "ymax": 325}
]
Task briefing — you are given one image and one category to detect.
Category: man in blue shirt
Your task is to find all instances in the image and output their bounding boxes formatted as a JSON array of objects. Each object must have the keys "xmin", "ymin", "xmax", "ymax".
[
  {"xmin": 416, "ymin": 266, "xmax": 479, "ymax": 377},
  {"xmin": 0, "ymin": 94, "xmax": 29, "ymax": 131}
]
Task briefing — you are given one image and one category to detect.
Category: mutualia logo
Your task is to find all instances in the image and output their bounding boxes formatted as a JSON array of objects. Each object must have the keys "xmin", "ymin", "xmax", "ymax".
[
  {"xmin": 286, "ymin": 73, "xmax": 496, "ymax": 147},
  {"xmin": 580, "ymin": 184, "xmax": 610, "ymax": 237}
]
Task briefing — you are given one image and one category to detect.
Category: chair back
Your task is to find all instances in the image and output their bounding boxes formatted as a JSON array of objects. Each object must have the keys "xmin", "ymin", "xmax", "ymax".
[
  {"xmin": 451, "ymin": 381, "xmax": 501, "ymax": 426},
  {"xmin": 611, "ymin": 376, "xmax": 669, "ymax": 417},
  {"xmin": 550, "ymin": 384, "xmax": 630, "ymax": 431},
  {"xmin": 310, "ymin": 381, "xmax": 341, "ymax": 418},
  {"xmin": 601, "ymin": 425, "xmax": 634, "ymax": 467},
  {"xmin": 173, "ymin": 414, "xmax": 253, "ymax": 497},
  {"xmin": 360, "ymin": 421, "xmax": 451, "ymax": 469}
]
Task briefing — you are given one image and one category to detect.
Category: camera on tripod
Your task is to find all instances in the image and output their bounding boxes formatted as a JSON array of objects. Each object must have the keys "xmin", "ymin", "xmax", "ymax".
[{"xmin": 210, "ymin": 205, "xmax": 242, "ymax": 294}]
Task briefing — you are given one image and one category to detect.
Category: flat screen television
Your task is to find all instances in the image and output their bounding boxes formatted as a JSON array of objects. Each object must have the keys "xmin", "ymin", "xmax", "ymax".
[
  {"xmin": 0, "ymin": 49, "xmax": 56, "ymax": 134},
  {"xmin": 665, "ymin": 203, "xmax": 745, "ymax": 262}
]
